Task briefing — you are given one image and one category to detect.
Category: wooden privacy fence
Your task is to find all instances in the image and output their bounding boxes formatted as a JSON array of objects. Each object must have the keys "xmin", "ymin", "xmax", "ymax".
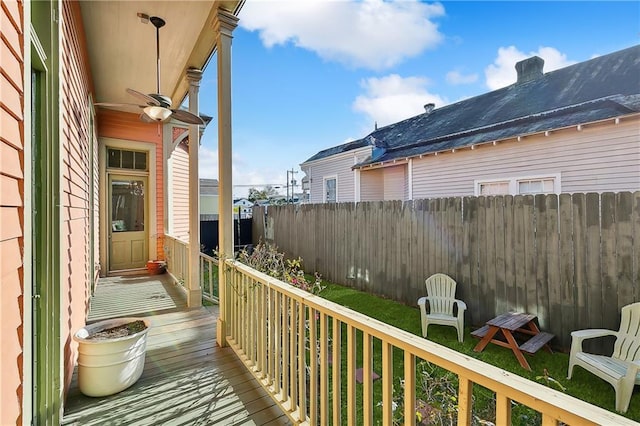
[{"xmin": 253, "ymin": 192, "xmax": 640, "ymax": 350}]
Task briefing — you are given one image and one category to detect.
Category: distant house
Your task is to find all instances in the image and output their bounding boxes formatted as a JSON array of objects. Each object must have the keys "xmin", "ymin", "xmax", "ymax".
[
  {"xmin": 233, "ymin": 198, "xmax": 253, "ymax": 218},
  {"xmin": 301, "ymin": 45, "xmax": 640, "ymax": 203},
  {"xmin": 201, "ymin": 178, "xmax": 219, "ymax": 221}
]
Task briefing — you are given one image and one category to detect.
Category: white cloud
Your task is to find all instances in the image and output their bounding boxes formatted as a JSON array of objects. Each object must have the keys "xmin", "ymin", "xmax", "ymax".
[
  {"xmin": 485, "ymin": 46, "xmax": 576, "ymax": 90},
  {"xmin": 352, "ymin": 74, "xmax": 447, "ymax": 127},
  {"xmin": 239, "ymin": 0, "xmax": 445, "ymax": 70},
  {"xmin": 446, "ymin": 69, "xmax": 478, "ymax": 85},
  {"xmin": 199, "ymin": 146, "xmax": 287, "ymax": 198}
]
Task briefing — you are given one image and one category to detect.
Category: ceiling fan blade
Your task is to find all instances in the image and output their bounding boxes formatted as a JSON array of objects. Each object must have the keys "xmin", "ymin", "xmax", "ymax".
[
  {"xmin": 95, "ymin": 102, "xmax": 145, "ymax": 108},
  {"xmin": 170, "ymin": 109, "xmax": 205, "ymax": 125},
  {"xmin": 126, "ymin": 88, "xmax": 161, "ymax": 106}
]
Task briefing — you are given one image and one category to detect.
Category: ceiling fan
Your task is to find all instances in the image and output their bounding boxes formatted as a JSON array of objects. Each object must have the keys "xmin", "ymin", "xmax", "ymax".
[{"xmin": 95, "ymin": 16, "xmax": 205, "ymax": 125}]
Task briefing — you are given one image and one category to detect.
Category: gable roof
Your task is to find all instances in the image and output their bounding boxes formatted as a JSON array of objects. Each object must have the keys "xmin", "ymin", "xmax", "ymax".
[{"xmin": 303, "ymin": 44, "xmax": 640, "ymax": 167}]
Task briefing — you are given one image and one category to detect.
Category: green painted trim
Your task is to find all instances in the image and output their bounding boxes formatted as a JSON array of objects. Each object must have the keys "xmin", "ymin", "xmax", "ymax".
[{"xmin": 30, "ymin": 1, "xmax": 61, "ymax": 424}]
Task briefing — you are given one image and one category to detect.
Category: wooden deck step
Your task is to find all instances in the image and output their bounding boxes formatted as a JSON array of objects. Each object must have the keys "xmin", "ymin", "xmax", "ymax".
[
  {"xmin": 471, "ymin": 325, "xmax": 490, "ymax": 338},
  {"xmin": 520, "ymin": 332, "xmax": 554, "ymax": 354}
]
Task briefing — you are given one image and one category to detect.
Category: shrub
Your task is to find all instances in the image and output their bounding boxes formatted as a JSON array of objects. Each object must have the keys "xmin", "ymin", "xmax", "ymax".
[{"xmin": 237, "ymin": 242, "xmax": 325, "ymax": 295}]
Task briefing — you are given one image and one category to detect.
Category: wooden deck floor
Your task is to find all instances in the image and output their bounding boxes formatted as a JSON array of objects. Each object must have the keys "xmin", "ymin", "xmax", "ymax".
[{"xmin": 63, "ymin": 274, "xmax": 289, "ymax": 425}]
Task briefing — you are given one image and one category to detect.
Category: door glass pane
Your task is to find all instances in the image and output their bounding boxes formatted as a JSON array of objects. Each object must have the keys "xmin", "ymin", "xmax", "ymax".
[{"xmin": 111, "ymin": 179, "xmax": 145, "ymax": 232}]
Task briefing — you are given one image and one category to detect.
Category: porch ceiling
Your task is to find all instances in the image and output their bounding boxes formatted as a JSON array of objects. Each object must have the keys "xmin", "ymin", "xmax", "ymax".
[{"xmin": 79, "ymin": 1, "xmax": 242, "ymax": 112}]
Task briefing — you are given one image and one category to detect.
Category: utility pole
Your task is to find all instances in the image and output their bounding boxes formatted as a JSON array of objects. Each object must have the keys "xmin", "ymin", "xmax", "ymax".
[{"xmin": 286, "ymin": 168, "xmax": 298, "ymax": 203}]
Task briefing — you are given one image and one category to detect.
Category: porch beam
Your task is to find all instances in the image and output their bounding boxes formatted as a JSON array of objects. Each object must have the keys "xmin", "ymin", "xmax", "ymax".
[
  {"xmin": 214, "ymin": 7, "xmax": 239, "ymax": 347},
  {"xmin": 187, "ymin": 67, "xmax": 203, "ymax": 307}
]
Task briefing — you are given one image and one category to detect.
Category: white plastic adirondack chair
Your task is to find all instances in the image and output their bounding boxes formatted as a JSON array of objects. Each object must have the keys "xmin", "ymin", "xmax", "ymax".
[
  {"xmin": 567, "ymin": 302, "xmax": 640, "ymax": 413},
  {"xmin": 417, "ymin": 273, "xmax": 467, "ymax": 343}
]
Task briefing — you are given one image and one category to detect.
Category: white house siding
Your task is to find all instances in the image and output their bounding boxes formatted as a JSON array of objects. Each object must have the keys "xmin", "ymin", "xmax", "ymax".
[
  {"xmin": 360, "ymin": 168, "xmax": 384, "ymax": 201},
  {"xmin": 383, "ymin": 164, "xmax": 407, "ymax": 200},
  {"xmin": 411, "ymin": 119, "xmax": 640, "ymax": 198},
  {"xmin": 170, "ymin": 143, "xmax": 190, "ymax": 240},
  {"xmin": 303, "ymin": 147, "xmax": 371, "ymax": 203}
]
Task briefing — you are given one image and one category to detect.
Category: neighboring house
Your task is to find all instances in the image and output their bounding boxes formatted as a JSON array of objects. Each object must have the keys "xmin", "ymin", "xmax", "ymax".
[
  {"xmin": 0, "ymin": 1, "xmax": 243, "ymax": 424},
  {"xmin": 201, "ymin": 178, "xmax": 220, "ymax": 221},
  {"xmin": 233, "ymin": 198, "xmax": 253, "ymax": 218},
  {"xmin": 301, "ymin": 45, "xmax": 640, "ymax": 203}
]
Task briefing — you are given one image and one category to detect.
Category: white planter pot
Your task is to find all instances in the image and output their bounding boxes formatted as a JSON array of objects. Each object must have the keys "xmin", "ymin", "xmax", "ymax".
[{"xmin": 73, "ymin": 317, "xmax": 150, "ymax": 397}]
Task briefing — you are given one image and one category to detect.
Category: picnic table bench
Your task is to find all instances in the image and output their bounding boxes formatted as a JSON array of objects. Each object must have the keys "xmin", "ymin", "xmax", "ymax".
[{"xmin": 471, "ymin": 312, "xmax": 554, "ymax": 371}]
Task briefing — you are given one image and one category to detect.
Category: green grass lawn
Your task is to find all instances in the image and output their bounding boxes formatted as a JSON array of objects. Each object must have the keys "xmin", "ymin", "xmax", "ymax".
[{"xmin": 317, "ymin": 281, "xmax": 640, "ymax": 424}]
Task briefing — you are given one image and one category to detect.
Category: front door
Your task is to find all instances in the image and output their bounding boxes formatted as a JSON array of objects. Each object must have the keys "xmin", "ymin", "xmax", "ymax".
[{"xmin": 109, "ymin": 175, "xmax": 148, "ymax": 271}]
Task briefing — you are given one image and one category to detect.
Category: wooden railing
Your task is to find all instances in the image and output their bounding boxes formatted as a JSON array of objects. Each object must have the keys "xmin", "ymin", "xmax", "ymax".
[
  {"xmin": 164, "ymin": 235, "xmax": 188, "ymax": 290},
  {"xmin": 222, "ymin": 259, "xmax": 635, "ymax": 426},
  {"xmin": 165, "ymin": 235, "xmax": 219, "ymax": 302},
  {"xmin": 200, "ymin": 252, "xmax": 218, "ymax": 302}
]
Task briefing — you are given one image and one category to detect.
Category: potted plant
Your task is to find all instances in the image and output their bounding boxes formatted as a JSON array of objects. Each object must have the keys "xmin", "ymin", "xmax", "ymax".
[
  {"xmin": 146, "ymin": 259, "xmax": 166, "ymax": 275},
  {"xmin": 73, "ymin": 317, "xmax": 150, "ymax": 397}
]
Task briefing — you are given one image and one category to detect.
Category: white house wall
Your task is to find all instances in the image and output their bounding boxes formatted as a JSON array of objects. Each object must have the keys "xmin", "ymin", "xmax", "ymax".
[
  {"xmin": 360, "ymin": 168, "xmax": 383, "ymax": 201},
  {"xmin": 383, "ymin": 164, "xmax": 407, "ymax": 200},
  {"xmin": 411, "ymin": 119, "xmax": 640, "ymax": 198},
  {"xmin": 303, "ymin": 147, "xmax": 371, "ymax": 203}
]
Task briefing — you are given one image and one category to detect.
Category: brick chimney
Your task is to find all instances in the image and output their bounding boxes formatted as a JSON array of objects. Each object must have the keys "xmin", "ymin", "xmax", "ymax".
[{"xmin": 515, "ymin": 56, "xmax": 544, "ymax": 83}]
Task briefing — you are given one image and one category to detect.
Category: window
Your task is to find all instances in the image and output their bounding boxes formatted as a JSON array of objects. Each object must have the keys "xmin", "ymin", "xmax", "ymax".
[
  {"xmin": 479, "ymin": 181, "xmax": 510, "ymax": 195},
  {"xmin": 324, "ymin": 176, "xmax": 337, "ymax": 203},
  {"xmin": 107, "ymin": 148, "xmax": 147, "ymax": 171},
  {"xmin": 518, "ymin": 178, "xmax": 555, "ymax": 194},
  {"xmin": 475, "ymin": 174, "xmax": 560, "ymax": 196}
]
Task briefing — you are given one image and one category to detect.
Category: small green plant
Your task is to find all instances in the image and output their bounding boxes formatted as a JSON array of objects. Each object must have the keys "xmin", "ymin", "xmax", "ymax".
[{"xmin": 535, "ymin": 368, "xmax": 567, "ymax": 392}]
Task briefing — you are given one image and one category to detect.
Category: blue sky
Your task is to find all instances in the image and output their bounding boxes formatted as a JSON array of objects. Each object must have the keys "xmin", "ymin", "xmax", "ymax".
[{"xmin": 197, "ymin": 1, "xmax": 639, "ymax": 198}]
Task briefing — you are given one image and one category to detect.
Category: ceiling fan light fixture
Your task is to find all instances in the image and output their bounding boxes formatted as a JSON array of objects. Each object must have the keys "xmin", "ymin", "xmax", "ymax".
[{"xmin": 144, "ymin": 106, "xmax": 172, "ymax": 121}]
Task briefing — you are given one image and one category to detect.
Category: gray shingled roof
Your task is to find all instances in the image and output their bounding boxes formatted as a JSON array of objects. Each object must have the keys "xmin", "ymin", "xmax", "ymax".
[{"xmin": 303, "ymin": 44, "xmax": 640, "ymax": 166}]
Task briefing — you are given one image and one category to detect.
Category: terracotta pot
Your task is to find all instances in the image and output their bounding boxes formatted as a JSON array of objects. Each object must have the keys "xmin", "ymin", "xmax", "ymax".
[
  {"xmin": 146, "ymin": 260, "xmax": 166, "ymax": 275},
  {"xmin": 73, "ymin": 317, "xmax": 150, "ymax": 397}
]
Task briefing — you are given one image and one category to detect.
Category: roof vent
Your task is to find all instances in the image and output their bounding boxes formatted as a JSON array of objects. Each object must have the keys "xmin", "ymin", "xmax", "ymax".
[
  {"xmin": 424, "ymin": 103, "xmax": 435, "ymax": 114},
  {"xmin": 515, "ymin": 56, "xmax": 544, "ymax": 84}
]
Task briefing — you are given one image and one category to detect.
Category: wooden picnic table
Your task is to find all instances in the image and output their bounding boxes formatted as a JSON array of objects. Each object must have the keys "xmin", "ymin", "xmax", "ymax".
[{"xmin": 471, "ymin": 312, "xmax": 554, "ymax": 371}]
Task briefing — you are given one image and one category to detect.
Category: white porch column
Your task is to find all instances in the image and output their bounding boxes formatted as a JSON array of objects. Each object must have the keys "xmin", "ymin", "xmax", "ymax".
[
  {"xmin": 214, "ymin": 8, "xmax": 238, "ymax": 347},
  {"xmin": 187, "ymin": 67, "xmax": 203, "ymax": 307}
]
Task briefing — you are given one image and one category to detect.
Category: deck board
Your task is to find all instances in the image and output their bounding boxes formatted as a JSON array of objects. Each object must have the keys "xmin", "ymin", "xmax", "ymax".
[{"xmin": 63, "ymin": 274, "xmax": 289, "ymax": 425}]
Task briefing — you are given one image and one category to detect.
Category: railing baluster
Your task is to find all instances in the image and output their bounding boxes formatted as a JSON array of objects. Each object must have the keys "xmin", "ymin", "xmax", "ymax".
[
  {"xmin": 248, "ymin": 276, "xmax": 255, "ymax": 366},
  {"xmin": 309, "ymin": 307, "xmax": 318, "ymax": 426},
  {"xmin": 274, "ymin": 291, "xmax": 282, "ymax": 399},
  {"xmin": 457, "ymin": 377, "xmax": 473, "ymax": 426},
  {"xmin": 319, "ymin": 312, "xmax": 328, "ymax": 426},
  {"xmin": 496, "ymin": 393, "xmax": 511, "ymax": 425},
  {"xmin": 332, "ymin": 318, "xmax": 342, "ymax": 426},
  {"xmin": 258, "ymin": 281, "xmax": 266, "ymax": 378},
  {"xmin": 346, "ymin": 324, "xmax": 356, "ymax": 424},
  {"xmin": 362, "ymin": 332, "xmax": 373, "ymax": 425},
  {"xmin": 541, "ymin": 413, "xmax": 559, "ymax": 426},
  {"xmin": 289, "ymin": 298, "xmax": 297, "ymax": 411},
  {"xmin": 298, "ymin": 301, "xmax": 307, "ymax": 421},
  {"xmin": 404, "ymin": 352, "xmax": 415, "ymax": 426},
  {"xmin": 268, "ymin": 287, "xmax": 275, "ymax": 387},
  {"xmin": 381, "ymin": 341, "xmax": 393, "ymax": 426}
]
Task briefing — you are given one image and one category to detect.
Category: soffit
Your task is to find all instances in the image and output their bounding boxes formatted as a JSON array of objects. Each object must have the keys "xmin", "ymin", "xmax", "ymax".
[{"xmin": 79, "ymin": 1, "xmax": 241, "ymax": 111}]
